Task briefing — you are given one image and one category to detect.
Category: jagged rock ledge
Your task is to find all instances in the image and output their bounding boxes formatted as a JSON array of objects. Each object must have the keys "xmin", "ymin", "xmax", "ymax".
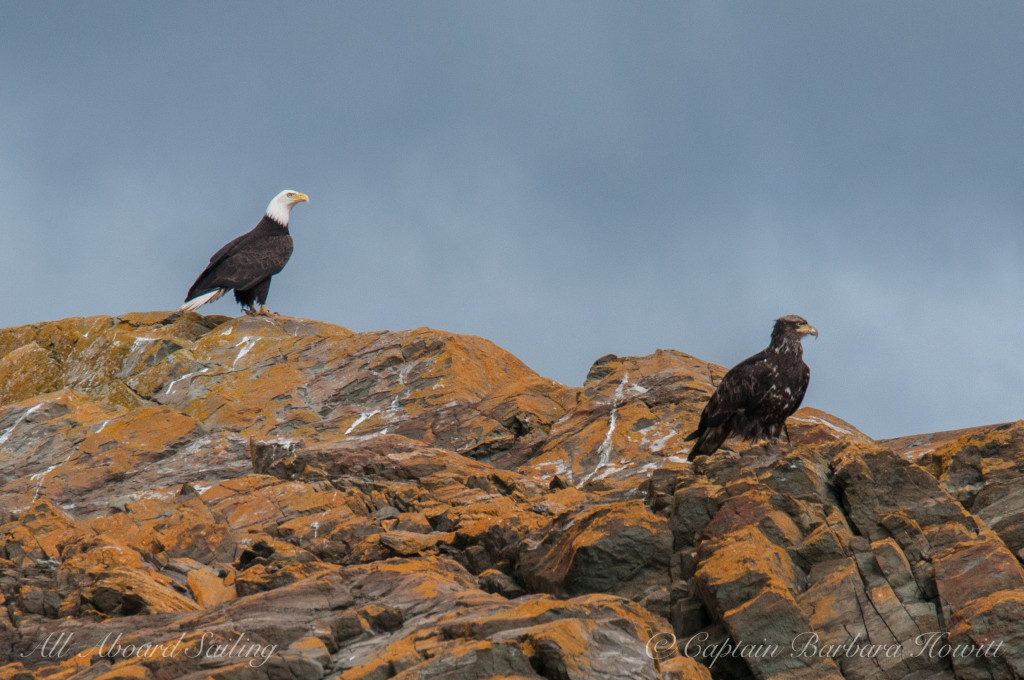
[{"xmin": 0, "ymin": 312, "xmax": 1021, "ymax": 679}]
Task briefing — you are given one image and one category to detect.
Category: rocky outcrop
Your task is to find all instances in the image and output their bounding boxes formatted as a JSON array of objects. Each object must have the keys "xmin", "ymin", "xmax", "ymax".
[{"xmin": 0, "ymin": 312, "xmax": 1021, "ymax": 679}]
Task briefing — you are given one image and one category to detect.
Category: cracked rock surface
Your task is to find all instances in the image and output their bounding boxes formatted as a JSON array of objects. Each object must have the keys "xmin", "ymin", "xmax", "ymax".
[{"xmin": 0, "ymin": 312, "xmax": 1021, "ymax": 679}]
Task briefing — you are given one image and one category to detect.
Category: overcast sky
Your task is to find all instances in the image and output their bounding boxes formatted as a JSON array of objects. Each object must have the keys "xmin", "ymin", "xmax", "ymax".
[{"xmin": 3, "ymin": 2, "xmax": 1023, "ymax": 439}]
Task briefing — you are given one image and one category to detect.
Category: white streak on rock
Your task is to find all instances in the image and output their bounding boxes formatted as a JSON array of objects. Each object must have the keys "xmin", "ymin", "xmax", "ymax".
[
  {"xmin": 789, "ymin": 415, "xmax": 851, "ymax": 436},
  {"xmin": 129, "ymin": 337, "xmax": 158, "ymax": 353},
  {"xmin": 164, "ymin": 367, "xmax": 210, "ymax": 396},
  {"xmin": 0, "ymin": 404, "xmax": 43, "ymax": 445},
  {"xmin": 580, "ymin": 374, "xmax": 629, "ymax": 485},
  {"xmin": 649, "ymin": 431, "xmax": 676, "ymax": 453},
  {"xmin": 233, "ymin": 336, "xmax": 260, "ymax": 367},
  {"xmin": 345, "ymin": 410, "xmax": 380, "ymax": 435}
]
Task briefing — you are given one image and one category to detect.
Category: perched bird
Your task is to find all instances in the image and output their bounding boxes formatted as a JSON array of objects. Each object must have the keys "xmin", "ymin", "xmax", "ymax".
[
  {"xmin": 180, "ymin": 190, "xmax": 309, "ymax": 315},
  {"xmin": 686, "ymin": 315, "xmax": 818, "ymax": 461}
]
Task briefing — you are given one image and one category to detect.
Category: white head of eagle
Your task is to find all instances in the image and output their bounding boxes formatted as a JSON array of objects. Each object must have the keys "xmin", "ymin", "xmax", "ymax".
[
  {"xmin": 266, "ymin": 190, "xmax": 310, "ymax": 227},
  {"xmin": 179, "ymin": 190, "xmax": 309, "ymax": 315}
]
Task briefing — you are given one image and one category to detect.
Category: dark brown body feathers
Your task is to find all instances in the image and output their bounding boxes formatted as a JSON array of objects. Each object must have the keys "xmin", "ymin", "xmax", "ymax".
[
  {"xmin": 185, "ymin": 215, "xmax": 293, "ymax": 310},
  {"xmin": 686, "ymin": 315, "xmax": 816, "ymax": 461}
]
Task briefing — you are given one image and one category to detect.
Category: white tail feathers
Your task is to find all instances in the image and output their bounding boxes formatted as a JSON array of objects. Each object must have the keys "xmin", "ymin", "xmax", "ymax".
[{"xmin": 179, "ymin": 288, "xmax": 228, "ymax": 313}]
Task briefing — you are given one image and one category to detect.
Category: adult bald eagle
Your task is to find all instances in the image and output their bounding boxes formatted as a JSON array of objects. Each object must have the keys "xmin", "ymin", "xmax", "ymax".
[
  {"xmin": 180, "ymin": 190, "xmax": 309, "ymax": 315},
  {"xmin": 686, "ymin": 315, "xmax": 818, "ymax": 461}
]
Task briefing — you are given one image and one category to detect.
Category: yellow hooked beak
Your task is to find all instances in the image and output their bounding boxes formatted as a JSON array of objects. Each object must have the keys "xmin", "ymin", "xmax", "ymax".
[
  {"xmin": 291, "ymin": 192, "xmax": 309, "ymax": 204},
  {"xmin": 798, "ymin": 323, "xmax": 819, "ymax": 338}
]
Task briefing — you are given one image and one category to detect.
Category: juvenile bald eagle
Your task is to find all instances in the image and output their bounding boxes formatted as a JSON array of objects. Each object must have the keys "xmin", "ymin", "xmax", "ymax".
[
  {"xmin": 180, "ymin": 190, "xmax": 309, "ymax": 315},
  {"xmin": 686, "ymin": 315, "xmax": 818, "ymax": 461}
]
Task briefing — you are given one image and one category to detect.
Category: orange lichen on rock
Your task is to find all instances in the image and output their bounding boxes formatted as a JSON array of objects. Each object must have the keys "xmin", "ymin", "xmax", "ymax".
[{"xmin": 4, "ymin": 312, "xmax": 1024, "ymax": 679}]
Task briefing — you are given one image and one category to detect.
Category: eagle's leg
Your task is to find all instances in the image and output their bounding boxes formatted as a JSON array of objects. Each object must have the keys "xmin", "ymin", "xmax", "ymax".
[{"xmin": 255, "ymin": 305, "xmax": 275, "ymax": 316}]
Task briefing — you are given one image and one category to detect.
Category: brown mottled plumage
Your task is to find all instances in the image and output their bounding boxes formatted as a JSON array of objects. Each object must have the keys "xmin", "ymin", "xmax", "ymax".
[{"xmin": 686, "ymin": 315, "xmax": 817, "ymax": 461}]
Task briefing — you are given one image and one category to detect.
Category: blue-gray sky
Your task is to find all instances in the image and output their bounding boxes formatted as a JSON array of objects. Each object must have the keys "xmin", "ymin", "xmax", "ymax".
[{"xmin": 3, "ymin": 2, "xmax": 1024, "ymax": 439}]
